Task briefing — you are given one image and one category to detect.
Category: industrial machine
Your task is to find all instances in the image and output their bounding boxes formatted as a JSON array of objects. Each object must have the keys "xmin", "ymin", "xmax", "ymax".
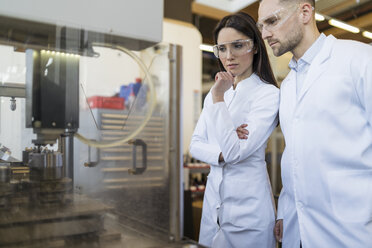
[{"xmin": 0, "ymin": 1, "xmax": 201, "ymax": 247}]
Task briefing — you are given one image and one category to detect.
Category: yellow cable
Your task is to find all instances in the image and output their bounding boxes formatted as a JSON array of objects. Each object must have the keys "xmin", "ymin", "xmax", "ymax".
[{"xmin": 75, "ymin": 43, "xmax": 156, "ymax": 148}]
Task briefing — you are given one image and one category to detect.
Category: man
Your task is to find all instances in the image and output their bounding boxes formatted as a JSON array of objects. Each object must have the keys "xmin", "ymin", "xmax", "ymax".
[{"xmin": 257, "ymin": 0, "xmax": 372, "ymax": 247}]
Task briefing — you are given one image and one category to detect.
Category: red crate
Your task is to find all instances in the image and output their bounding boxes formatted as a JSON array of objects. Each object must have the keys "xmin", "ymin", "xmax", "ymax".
[{"xmin": 87, "ymin": 96, "xmax": 125, "ymax": 110}]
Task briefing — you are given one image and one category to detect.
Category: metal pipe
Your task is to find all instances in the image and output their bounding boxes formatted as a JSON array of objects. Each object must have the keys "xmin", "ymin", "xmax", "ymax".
[
  {"xmin": 60, "ymin": 132, "xmax": 74, "ymax": 186},
  {"xmin": 168, "ymin": 44, "xmax": 183, "ymax": 242}
]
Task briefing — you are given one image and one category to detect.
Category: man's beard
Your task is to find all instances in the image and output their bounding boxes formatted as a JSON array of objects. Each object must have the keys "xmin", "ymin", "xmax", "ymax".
[{"xmin": 273, "ymin": 26, "xmax": 303, "ymax": 57}]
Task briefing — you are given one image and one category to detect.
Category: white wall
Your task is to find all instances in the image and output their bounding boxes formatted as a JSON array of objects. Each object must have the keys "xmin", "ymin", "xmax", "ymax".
[{"xmin": 163, "ymin": 19, "xmax": 203, "ymax": 155}]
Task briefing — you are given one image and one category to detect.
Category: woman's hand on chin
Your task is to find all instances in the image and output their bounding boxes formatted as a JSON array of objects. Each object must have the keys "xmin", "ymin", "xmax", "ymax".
[{"xmin": 212, "ymin": 71, "xmax": 234, "ymax": 103}]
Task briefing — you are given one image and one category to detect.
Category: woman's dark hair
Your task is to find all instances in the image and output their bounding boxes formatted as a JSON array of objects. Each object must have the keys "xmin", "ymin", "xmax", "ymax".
[{"xmin": 213, "ymin": 12, "xmax": 278, "ymax": 88}]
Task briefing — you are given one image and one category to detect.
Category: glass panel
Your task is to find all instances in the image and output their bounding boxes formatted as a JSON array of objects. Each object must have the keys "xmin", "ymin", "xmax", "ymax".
[
  {"xmin": 74, "ymin": 43, "xmax": 172, "ymax": 239},
  {"xmin": 0, "ymin": 21, "xmax": 188, "ymax": 246}
]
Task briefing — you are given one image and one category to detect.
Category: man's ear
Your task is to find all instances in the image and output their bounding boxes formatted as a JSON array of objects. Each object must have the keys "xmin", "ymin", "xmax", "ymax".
[{"xmin": 300, "ymin": 3, "xmax": 314, "ymax": 24}]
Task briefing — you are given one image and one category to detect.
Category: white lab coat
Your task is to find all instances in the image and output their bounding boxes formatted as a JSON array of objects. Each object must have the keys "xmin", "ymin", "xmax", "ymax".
[
  {"xmin": 190, "ymin": 73, "xmax": 279, "ymax": 248},
  {"xmin": 278, "ymin": 35, "xmax": 372, "ymax": 248}
]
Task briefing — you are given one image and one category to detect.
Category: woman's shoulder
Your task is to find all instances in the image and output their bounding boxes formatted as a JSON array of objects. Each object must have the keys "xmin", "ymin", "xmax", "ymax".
[
  {"xmin": 203, "ymin": 90, "xmax": 213, "ymax": 107},
  {"xmin": 251, "ymin": 73, "xmax": 279, "ymax": 94}
]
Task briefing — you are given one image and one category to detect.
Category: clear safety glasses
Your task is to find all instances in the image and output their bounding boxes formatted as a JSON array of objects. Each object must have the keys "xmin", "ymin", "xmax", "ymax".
[
  {"xmin": 213, "ymin": 39, "xmax": 254, "ymax": 59},
  {"xmin": 256, "ymin": 5, "xmax": 300, "ymax": 33}
]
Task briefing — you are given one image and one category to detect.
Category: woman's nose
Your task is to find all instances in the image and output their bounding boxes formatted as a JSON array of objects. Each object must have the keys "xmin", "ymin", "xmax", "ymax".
[{"xmin": 226, "ymin": 48, "xmax": 234, "ymax": 59}]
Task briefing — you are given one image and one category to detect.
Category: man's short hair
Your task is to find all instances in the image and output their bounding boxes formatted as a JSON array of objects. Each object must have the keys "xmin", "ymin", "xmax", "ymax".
[{"xmin": 259, "ymin": 0, "xmax": 315, "ymax": 7}]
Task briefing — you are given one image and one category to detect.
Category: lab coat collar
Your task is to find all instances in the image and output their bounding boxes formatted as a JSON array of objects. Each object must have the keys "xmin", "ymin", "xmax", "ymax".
[
  {"xmin": 289, "ymin": 33, "xmax": 326, "ymax": 72},
  {"xmin": 296, "ymin": 35, "xmax": 336, "ymax": 103},
  {"xmin": 234, "ymin": 73, "xmax": 260, "ymax": 91},
  {"xmin": 280, "ymin": 70, "xmax": 297, "ymax": 121},
  {"xmin": 223, "ymin": 73, "xmax": 259, "ymax": 107}
]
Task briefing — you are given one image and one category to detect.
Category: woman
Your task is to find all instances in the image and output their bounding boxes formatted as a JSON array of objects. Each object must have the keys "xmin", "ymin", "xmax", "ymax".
[{"xmin": 189, "ymin": 12, "xmax": 279, "ymax": 248}]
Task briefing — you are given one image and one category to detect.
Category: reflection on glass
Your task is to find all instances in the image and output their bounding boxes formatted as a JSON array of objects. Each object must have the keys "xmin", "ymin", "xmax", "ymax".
[{"xmin": 0, "ymin": 40, "xmax": 184, "ymax": 247}]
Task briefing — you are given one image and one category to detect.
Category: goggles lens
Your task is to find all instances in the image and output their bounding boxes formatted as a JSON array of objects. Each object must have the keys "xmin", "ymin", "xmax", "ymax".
[
  {"xmin": 257, "ymin": 5, "xmax": 299, "ymax": 33},
  {"xmin": 213, "ymin": 39, "xmax": 254, "ymax": 59}
]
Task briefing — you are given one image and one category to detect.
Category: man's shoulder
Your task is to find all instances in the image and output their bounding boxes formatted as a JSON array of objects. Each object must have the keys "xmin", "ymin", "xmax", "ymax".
[
  {"xmin": 332, "ymin": 37, "xmax": 372, "ymax": 55},
  {"xmin": 331, "ymin": 38, "xmax": 372, "ymax": 71}
]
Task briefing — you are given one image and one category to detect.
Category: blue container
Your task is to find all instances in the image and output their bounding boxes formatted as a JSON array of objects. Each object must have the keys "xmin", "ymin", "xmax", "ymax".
[
  {"xmin": 119, "ymin": 84, "xmax": 134, "ymax": 100},
  {"xmin": 132, "ymin": 83, "xmax": 141, "ymax": 96}
]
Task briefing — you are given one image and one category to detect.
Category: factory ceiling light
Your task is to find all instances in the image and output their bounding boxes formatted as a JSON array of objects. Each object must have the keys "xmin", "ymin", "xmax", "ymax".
[
  {"xmin": 315, "ymin": 13, "xmax": 325, "ymax": 21},
  {"xmin": 328, "ymin": 19, "xmax": 360, "ymax": 33},
  {"xmin": 200, "ymin": 44, "xmax": 214, "ymax": 53},
  {"xmin": 362, "ymin": 31, "xmax": 372, "ymax": 39}
]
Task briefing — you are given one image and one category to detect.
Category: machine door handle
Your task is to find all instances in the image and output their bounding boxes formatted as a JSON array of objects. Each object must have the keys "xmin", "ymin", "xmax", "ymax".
[
  {"xmin": 84, "ymin": 142, "xmax": 100, "ymax": 168},
  {"xmin": 128, "ymin": 139, "xmax": 147, "ymax": 175}
]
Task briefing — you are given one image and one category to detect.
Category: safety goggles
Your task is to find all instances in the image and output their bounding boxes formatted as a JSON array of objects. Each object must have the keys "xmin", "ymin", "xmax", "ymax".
[
  {"xmin": 256, "ymin": 5, "xmax": 300, "ymax": 33},
  {"xmin": 213, "ymin": 39, "xmax": 254, "ymax": 59}
]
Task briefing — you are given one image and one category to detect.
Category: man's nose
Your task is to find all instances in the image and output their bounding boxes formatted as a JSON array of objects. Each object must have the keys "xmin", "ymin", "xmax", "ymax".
[{"xmin": 261, "ymin": 27, "xmax": 272, "ymax": 40}]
